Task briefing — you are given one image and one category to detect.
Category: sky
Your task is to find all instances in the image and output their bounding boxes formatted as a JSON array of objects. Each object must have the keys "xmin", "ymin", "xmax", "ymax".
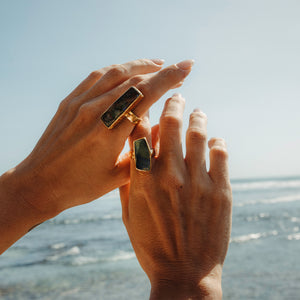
[{"xmin": 0, "ymin": 0, "xmax": 299, "ymax": 179}]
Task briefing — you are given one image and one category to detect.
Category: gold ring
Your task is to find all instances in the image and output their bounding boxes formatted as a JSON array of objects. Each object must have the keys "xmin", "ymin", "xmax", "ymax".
[
  {"xmin": 125, "ymin": 111, "xmax": 142, "ymax": 125},
  {"xmin": 101, "ymin": 86, "xmax": 144, "ymax": 129}
]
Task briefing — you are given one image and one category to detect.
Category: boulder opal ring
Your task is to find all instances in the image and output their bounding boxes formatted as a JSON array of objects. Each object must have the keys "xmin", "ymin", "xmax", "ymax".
[
  {"xmin": 101, "ymin": 86, "xmax": 144, "ymax": 129},
  {"xmin": 133, "ymin": 137, "xmax": 153, "ymax": 172}
]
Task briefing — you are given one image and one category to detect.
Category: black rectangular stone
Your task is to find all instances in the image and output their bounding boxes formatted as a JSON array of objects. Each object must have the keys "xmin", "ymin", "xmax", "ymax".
[
  {"xmin": 134, "ymin": 138, "xmax": 151, "ymax": 171},
  {"xmin": 101, "ymin": 86, "xmax": 143, "ymax": 129}
]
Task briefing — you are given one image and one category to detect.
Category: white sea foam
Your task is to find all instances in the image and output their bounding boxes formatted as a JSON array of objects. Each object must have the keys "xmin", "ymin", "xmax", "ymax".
[
  {"xmin": 63, "ymin": 219, "xmax": 81, "ymax": 225},
  {"xmin": 50, "ymin": 243, "xmax": 66, "ymax": 250},
  {"xmin": 246, "ymin": 213, "xmax": 270, "ymax": 222},
  {"xmin": 46, "ymin": 246, "xmax": 80, "ymax": 261},
  {"xmin": 291, "ymin": 217, "xmax": 300, "ymax": 223},
  {"xmin": 287, "ymin": 233, "xmax": 300, "ymax": 241},
  {"xmin": 232, "ymin": 179, "xmax": 300, "ymax": 192},
  {"xmin": 102, "ymin": 214, "xmax": 122, "ymax": 220},
  {"xmin": 230, "ymin": 231, "xmax": 278, "ymax": 243},
  {"xmin": 54, "ymin": 213, "xmax": 121, "ymax": 225},
  {"xmin": 71, "ymin": 256, "xmax": 99, "ymax": 266},
  {"xmin": 235, "ymin": 194, "xmax": 300, "ymax": 207},
  {"xmin": 108, "ymin": 251, "xmax": 136, "ymax": 262}
]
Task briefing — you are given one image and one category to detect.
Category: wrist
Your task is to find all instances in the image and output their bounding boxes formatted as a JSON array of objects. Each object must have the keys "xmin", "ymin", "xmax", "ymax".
[
  {"xmin": 150, "ymin": 279, "xmax": 222, "ymax": 300},
  {"xmin": 0, "ymin": 168, "xmax": 54, "ymax": 253},
  {"xmin": 0, "ymin": 166, "xmax": 58, "ymax": 221},
  {"xmin": 149, "ymin": 267, "xmax": 223, "ymax": 300}
]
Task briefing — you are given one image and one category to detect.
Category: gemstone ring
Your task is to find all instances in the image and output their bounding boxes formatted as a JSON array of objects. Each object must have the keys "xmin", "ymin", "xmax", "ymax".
[{"xmin": 101, "ymin": 86, "xmax": 143, "ymax": 129}]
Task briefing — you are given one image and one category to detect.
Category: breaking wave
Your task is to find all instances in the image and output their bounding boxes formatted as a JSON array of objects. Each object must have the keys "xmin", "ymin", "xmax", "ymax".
[{"xmin": 232, "ymin": 179, "xmax": 300, "ymax": 192}]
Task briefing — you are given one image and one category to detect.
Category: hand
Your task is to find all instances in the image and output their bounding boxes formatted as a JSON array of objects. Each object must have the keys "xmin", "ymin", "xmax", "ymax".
[
  {"xmin": 1, "ymin": 59, "xmax": 194, "ymax": 218},
  {"xmin": 120, "ymin": 94, "xmax": 232, "ymax": 299},
  {"xmin": 0, "ymin": 59, "xmax": 194, "ymax": 253}
]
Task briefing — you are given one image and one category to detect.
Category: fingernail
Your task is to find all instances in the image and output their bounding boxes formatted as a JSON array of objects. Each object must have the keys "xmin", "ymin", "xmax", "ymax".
[
  {"xmin": 150, "ymin": 58, "xmax": 165, "ymax": 65},
  {"xmin": 173, "ymin": 93, "xmax": 182, "ymax": 97},
  {"xmin": 176, "ymin": 59, "xmax": 195, "ymax": 70},
  {"xmin": 193, "ymin": 109, "xmax": 207, "ymax": 118}
]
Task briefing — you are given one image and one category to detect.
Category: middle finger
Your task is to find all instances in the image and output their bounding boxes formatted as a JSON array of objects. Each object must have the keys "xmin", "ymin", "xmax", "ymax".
[{"xmin": 159, "ymin": 93, "xmax": 185, "ymax": 162}]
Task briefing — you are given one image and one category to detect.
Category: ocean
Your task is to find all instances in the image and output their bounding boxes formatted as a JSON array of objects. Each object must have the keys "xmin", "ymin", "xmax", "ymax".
[{"xmin": 1, "ymin": 176, "xmax": 300, "ymax": 299}]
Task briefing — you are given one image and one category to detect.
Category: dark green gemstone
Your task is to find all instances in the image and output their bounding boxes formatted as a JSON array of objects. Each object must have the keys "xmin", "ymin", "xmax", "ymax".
[
  {"xmin": 134, "ymin": 138, "xmax": 151, "ymax": 171},
  {"xmin": 101, "ymin": 87, "xmax": 143, "ymax": 128}
]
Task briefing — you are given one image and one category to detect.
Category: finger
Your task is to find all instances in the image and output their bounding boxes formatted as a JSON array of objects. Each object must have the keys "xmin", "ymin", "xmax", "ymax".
[
  {"xmin": 151, "ymin": 124, "xmax": 160, "ymax": 157},
  {"xmin": 86, "ymin": 60, "xmax": 193, "ymax": 133},
  {"xmin": 129, "ymin": 114, "xmax": 152, "ymax": 152},
  {"xmin": 81, "ymin": 58, "xmax": 164, "ymax": 102},
  {"xmin": 208, "ymin": 138, "xmax": 230, "ymax": 185},
  {"xmin": 133, "ymin": 59, "xmax": 193, "ymax": 118},
  {"xmin": 159, "ymin": 93, "xmax": 185, "ymax": 160},
  {"xmin": 119, "ymin": 183, "xmax": 130, "ymax": 225},
  {"xmin": 114, "ymin": 151, "xmax": 131, "ymax": 184},
  {"xmin": 102, "ymin": 59, "xmax": 194, "ymax": 132},
  {"xmin": 64, "ymin": 70, "xmax": 104, "ymax": 102},
  {"xmin": 185, "ymin": 109, "xmax": 208, "ymax": 174},
  {"xmin": 71, "ymin": 73, "xmax": 152, "ymax": 134},
  {"xmin": 128, "ymin": 114, "xmax": 153, "ymax": 174}
]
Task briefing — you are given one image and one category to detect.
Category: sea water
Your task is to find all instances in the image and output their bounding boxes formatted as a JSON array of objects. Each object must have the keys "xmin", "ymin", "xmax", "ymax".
[{"xmin": 1, "ymin": 176, "xmax": 300, "ymax": 299}]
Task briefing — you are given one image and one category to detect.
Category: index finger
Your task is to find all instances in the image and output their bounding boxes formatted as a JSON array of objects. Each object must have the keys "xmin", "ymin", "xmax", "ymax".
[
  {"xmin": 112, "ymin": 59, "xmax": 194, "ymax": 135},
  {"xmin": 83, "ymin": 58, "xmax": 166, "ymax": 101},
  {"xmin": 134, "ymin": 60, "xmax": 194, "ymax": 118}
]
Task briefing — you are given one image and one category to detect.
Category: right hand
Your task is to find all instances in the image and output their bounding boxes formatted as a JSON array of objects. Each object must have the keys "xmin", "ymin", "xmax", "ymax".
[{"xmin": 1, "ymin": 59, "xmax": 194, "ymax": 219}]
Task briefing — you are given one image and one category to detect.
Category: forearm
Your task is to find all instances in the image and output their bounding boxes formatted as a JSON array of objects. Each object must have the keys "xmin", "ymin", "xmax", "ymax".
[{"xmin": 0, "ymin": 169, "xmax": 49, "ymax": 254}]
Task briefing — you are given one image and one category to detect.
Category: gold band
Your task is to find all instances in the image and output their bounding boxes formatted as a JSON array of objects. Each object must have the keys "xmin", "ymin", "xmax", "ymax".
[{"xmin": 125, "ymin": 111, "xmax": 142, "ymax": 125}]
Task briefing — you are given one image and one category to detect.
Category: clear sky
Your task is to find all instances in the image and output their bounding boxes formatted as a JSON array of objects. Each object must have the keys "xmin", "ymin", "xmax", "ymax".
[{"xmin": 0, "ymin": 0, "xmax": 299, "ymax": 179}]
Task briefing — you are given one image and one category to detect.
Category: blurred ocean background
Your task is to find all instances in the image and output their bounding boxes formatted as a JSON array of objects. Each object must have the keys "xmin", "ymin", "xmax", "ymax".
[{"xmin": 1, "ymin": 175, "xmax": 300, "ymax": 300}]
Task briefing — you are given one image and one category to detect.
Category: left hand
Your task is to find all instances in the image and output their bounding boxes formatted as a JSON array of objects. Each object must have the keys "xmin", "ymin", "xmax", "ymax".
[{"xmin": 120, "ymin": 94, "xmax": 232, "ymax": 299}]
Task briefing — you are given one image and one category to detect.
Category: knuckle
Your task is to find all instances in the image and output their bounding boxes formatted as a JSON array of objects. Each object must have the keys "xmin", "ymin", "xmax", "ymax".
[
  {"xmin": 209, "ymin": 137, "xmax": 226, "ymax": 147},
  {"xmin": 161, "ymin": 67, "xmax": 180, "ymax": 80},
  {"xmin": 107, "ymin": 64, "xmax": 127, "ymax": 78},
  {"xmin": 162, "ymin": 172, "xmax": 185, "ymax": 190},
  {"xmin": 137, "ymin": 80, "xmax": 151, "ymax": 95},
  {"xmin": 135, "ymin": 58, "xmax": 148, "ymax": 66},
  {"xmin": 166, "ymin": 95, "xmax": 184, "ymax": 106},
  {"xmin": 129, "ymin": 74, "xmax": 144, "ymax": 86},
  {"xmin": 216, "ymin": 187, "xmax": 233, "ymax": 207},
  {"xmin": 77, "ymin": 103, "xmax": 93, "ymax": 121},
  {"xmin": 89, "ymin": 70, "xmax": 103, "ymax": 80},
  {"xmin": 210, "ymin": 185, "xmax": 232, "ymax": 207},
  {"xmin": 160, "ymin": 114, "xmax": 182, "ymax": 129},
  {"xmin": 57, "ymin": 98, "xmax": 69, "ymax": 112},
  {"xmin": 187, "ymin": 128, "xmax": 207, "ymax": 143},
  {"xmin": 210, "ymin": 146, "xmax": 228, "ymax": 160},
  {"xmin": 190, "ymin": 110, "xmax": 207, "ymax": 121}
]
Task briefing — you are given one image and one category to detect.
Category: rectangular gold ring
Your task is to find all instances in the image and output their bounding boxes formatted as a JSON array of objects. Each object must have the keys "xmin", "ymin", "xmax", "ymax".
[{"xmin": 101, "ymin": 86, "xmax": 144, "ymax": 129}]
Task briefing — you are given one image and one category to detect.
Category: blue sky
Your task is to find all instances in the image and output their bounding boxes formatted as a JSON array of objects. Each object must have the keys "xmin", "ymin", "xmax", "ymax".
[{"xmin": 0, "ymin": 0, "xmax": 299, "ymax": 179}]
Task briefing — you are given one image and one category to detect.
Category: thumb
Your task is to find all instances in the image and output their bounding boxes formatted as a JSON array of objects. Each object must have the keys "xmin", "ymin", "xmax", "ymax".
[
  {"xmin": 116, "ymin": 151, "xmax": 131, "ymax": 223},
  {"xmin": 114, "ymin": 151, "xmax": 131, "ymax": 186},
  {"xmin": 119, "ymin": 182, "xmax": 130, "ymax": 224}
]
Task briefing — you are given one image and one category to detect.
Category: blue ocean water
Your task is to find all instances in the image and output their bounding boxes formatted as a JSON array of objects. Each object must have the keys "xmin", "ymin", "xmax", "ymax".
[{"xmin": 1, "ymin": 176, "xmax": 300, "ymax": 299}]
